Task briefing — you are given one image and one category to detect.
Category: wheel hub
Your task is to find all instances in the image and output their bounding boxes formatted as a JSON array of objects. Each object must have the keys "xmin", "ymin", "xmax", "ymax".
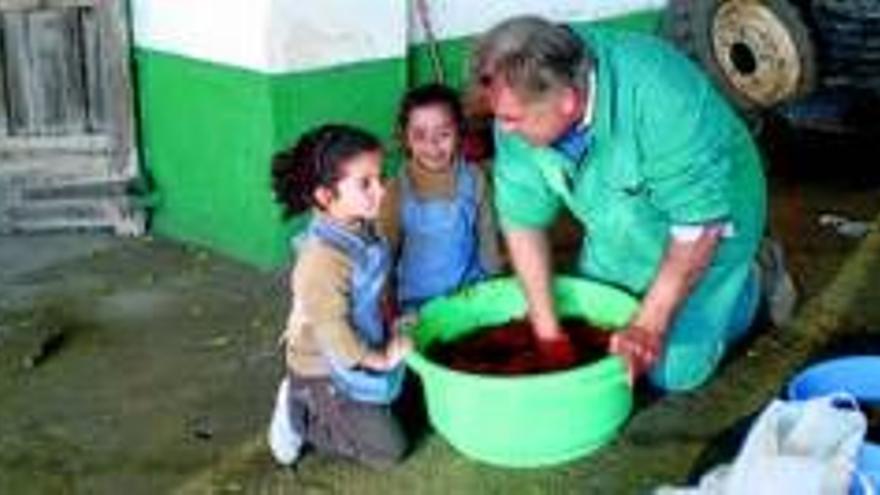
[{"xmin": 712, "ymin": 0, "xmax": 804, "ymax": 106}]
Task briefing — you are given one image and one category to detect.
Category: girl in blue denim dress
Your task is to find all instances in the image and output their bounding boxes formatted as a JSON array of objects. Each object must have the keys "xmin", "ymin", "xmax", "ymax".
[{"xmin": 379, "ymin": 84, "xmax": 501, "ymax": 313}]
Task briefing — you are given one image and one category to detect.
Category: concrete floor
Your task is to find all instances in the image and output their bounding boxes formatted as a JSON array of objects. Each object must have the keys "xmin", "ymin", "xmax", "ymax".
[{"xmin": 1, "ymin": 123, "xmax": 880, "ymax": 494}]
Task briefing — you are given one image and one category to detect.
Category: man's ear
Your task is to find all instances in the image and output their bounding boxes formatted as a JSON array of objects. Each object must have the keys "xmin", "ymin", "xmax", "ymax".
[
  {"xmin": 313, "ymin": 186, "xmax": 334, "ymax": 209},
  {"xmin": 560, "ymin": 86, "xmax": 582, "ymax": 119}
]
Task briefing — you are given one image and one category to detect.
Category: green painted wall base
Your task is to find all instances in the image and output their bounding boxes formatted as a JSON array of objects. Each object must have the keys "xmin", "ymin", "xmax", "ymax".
[
  {"xmin": 135, "ymin": 11, "xmax": 660, "ymax": 268},
  {"xmin": 136, "ymin": 52, "xmax": 405, "ymax": 268}
]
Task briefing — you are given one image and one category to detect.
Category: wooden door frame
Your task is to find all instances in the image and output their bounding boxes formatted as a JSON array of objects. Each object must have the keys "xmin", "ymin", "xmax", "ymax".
[{"xmin": 0, "ymin": 0, "xmax": 142, "ymax": 234}]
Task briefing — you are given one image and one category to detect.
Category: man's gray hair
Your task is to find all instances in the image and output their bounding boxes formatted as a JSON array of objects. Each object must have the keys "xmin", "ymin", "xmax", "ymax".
[{"xmin": 472, "ymin": 16, "xmax": 593, "ymax": 103}]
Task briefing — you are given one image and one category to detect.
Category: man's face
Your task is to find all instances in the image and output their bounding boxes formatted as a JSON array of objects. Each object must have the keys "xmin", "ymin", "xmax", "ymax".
[{"xmin": 489, "ymin": 83, "xmax": 582, "ymax": 147}]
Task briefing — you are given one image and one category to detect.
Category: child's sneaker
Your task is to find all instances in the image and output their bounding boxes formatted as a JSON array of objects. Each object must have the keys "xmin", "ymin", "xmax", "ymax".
[{"xmin": 268, "ymin": 376, "xmax": 303, "ymax": 466}]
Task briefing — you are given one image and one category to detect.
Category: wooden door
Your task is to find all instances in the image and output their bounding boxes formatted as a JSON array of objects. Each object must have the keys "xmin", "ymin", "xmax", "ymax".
[{"xmin": 0, "ymin": 0, "xmax": 142, "ymax": 234}]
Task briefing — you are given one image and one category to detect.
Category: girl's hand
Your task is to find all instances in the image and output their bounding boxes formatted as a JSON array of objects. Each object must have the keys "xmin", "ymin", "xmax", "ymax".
[
  {"xmin": 385, "ymin": 334, "xmax": 414, "ymax": 366},
  {"xmin": 360, "ymin": 335, "xmax": 414, "ymax": 371}
]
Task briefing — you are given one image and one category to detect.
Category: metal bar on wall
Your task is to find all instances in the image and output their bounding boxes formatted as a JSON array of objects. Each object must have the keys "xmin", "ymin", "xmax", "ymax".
[{"xmin": 0, "ymin": 14, "xmax": 7, "ymax": 137}]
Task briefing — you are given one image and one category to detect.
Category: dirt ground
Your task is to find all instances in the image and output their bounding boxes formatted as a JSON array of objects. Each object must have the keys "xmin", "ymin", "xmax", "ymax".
[{"xmin": 1, "ymin": 118, "xmax": 880, "ymax": 494}]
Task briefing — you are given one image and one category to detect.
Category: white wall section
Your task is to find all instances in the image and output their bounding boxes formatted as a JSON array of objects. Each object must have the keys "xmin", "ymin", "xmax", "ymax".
[
  {"xmin": 132, "ymin": 0, "xmax": 405, "ymax": 74},
  {"xmin": 266, "ymin": 0, "xmax": 406, "ymax": 73},
  {"xmin": 409, "ymin": 0, "xmax": 667, "ymax": 43},
  {"xmin": 132, "ymin": 0, "xmax": 664, "ymax": 73},
  {"xmin": 132, "ymin": 0, "xmax": 274, "ymax": 71}
]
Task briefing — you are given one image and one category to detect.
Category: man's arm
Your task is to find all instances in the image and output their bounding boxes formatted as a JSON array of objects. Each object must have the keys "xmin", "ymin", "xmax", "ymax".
[
  {"xmin": 505, "ymin": 228, "xmax": 561, "ymax": 340},
  {"xmin": 610, "ymin": 225, "xmax": 723, "ymax": 379}
]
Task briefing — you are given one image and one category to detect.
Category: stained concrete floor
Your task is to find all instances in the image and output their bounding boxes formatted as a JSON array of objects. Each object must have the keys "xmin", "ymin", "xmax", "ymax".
[{"xmin": 1, "ymin": 120, "xmax": 880, "ymax": 494}]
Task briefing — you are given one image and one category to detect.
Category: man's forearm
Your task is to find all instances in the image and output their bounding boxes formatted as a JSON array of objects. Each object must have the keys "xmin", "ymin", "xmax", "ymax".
[
  {"xmin": 504, "ymin": 228, "xmax": 560, "ymax": 339},
  {"xmin": 632, "ymin": 227, "xmax": 722, "ymax": 336}
]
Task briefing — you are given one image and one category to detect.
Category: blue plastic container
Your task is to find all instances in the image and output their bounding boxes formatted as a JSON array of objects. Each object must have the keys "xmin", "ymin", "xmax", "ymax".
[{"xmin": 787, "ymin": 356, "xmax": 880, "ymax": 494}]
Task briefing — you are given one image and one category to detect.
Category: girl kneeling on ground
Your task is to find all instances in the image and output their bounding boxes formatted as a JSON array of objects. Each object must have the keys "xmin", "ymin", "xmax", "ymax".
[{"xmin": 268, "ymin": 124, "xmax": 412, "ymax": 469}]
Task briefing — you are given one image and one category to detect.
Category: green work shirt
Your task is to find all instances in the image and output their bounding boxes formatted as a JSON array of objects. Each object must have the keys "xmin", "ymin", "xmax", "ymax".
[{"xmin": 494, "ymin": 28, "xmax": 766, "ymax": 343}]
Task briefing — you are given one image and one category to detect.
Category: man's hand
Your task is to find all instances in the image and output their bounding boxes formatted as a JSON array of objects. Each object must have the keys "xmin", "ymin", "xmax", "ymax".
[
  {"xmin": 535, "ymin": 332, "xmax": 579, "ymax": 370},
  {"xmin": 611, "ymin": 225, "xmax": 724, "ymax": 384},
  {"xmin": 610, "ymin": 325, "xmax": 663, "ymax": 383}
]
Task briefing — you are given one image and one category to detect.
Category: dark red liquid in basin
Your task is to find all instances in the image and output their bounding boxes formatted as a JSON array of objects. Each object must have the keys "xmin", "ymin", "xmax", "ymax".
[{"xmin": 426, "ymin": 318, "xmax": 610, "ymax": 376}]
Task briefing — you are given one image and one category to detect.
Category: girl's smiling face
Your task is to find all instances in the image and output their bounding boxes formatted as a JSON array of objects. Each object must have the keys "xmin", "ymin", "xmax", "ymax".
[
  {"xmin": 317, "ymin": 150, "xmax": 385, "ymax": 223},
  {"xmin": 405, "ymin": 103, "xmax": 460, "ymax": 173}
]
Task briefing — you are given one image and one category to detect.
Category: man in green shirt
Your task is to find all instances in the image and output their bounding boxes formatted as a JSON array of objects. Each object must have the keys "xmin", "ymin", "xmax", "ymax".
[{"xmin": 472, "ymin": 16, "xmax": 768, "ymax": 391}]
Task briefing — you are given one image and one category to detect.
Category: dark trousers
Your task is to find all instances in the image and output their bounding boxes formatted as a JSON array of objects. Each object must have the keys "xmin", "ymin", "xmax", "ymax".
[{"xmin": 287, "ymin": 372, "xmax": 408, "ymax": 469}]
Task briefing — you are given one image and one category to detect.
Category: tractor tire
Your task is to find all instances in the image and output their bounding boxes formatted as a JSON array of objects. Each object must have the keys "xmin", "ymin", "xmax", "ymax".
[
  {"xmin": 812, "ymin": 0, "xmax": 880, "ymax": 92},
  {"xmin": 814, "ymin": 0, "xmax": 880, "ymax": 21},
  {"xmin": 663, "ymin": 0, "xmax": 819, "ymax": 112}
]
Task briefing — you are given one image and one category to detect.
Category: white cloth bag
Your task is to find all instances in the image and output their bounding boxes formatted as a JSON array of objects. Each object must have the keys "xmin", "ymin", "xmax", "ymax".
[{"xmin": 657, "ymin": 395, "xmax": 871, "ymax": 495}]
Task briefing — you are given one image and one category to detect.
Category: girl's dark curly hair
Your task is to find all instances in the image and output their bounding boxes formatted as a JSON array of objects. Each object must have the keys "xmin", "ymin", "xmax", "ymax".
[
  {"xmin": 396, "ymin": 83, "xmax": 466, "ymax": 142},
  {"xmin": 271, "ymin": 124, "xmax": 381, "ymax": 218}
]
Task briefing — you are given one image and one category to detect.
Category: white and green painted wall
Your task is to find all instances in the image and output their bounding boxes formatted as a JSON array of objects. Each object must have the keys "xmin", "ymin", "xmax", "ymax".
[{"xmin": 132, "ymin": 0, "xmax": 666, "ymax": 268}]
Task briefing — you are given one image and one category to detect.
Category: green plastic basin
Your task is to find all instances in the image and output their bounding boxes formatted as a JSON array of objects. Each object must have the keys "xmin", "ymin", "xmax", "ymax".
[{"xmin": 405, "ymin": 276, "xmax": 638, "ymax": 468}]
